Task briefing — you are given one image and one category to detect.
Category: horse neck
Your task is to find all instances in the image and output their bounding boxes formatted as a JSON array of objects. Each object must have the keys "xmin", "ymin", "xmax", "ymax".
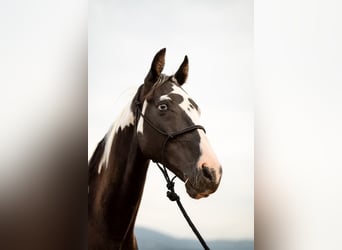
[{"xmin": 89, "ymin": 124, "xmax": 150, "ymax": 244}]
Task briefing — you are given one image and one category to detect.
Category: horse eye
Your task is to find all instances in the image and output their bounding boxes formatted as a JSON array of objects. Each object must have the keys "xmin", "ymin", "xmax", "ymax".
[{"xmin": 158, "ymin": 104, "xmax": 168, "ymax": 111}]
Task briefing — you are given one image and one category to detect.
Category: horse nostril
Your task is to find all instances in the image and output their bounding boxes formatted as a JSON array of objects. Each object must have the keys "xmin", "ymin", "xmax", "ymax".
[{"xmin": 202, "ymin": 165, "xmax": 214, "ymax": 181}]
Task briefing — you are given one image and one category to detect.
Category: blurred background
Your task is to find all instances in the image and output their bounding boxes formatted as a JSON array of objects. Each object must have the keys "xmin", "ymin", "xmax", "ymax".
[
  {"xmin": 0, "ymin": 1, "xmax": 87, "ymax": 250},
  {"xmin": 1, "ymin": 0, "xmax": 341, "ymax": 250},
  {"xmin": 88, "ymin": 0, "xmax": 254, "ymax": 245}
]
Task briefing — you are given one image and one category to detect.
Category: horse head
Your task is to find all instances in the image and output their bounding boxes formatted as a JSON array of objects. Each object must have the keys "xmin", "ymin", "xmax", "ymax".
[{"xmin": 136, "ymin": 48, "xmax": 222, "ymax": 199}]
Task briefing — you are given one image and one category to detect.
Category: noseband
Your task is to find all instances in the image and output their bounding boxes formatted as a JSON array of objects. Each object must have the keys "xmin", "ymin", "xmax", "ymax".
[{"xmin": 134, "ymin": 88, "xmax": 210, "ymax": 250}]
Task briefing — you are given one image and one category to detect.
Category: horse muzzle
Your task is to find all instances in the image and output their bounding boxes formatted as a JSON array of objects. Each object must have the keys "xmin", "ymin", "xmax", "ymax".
[{"xmin": 184, "ymin": 165, "xmax": 222, "ymax": 199}]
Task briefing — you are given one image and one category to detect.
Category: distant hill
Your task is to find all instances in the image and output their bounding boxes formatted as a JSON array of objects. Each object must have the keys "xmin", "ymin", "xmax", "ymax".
[{"xmin": 135, "ymin": 227, "xmax": 254, "ymax": 250}]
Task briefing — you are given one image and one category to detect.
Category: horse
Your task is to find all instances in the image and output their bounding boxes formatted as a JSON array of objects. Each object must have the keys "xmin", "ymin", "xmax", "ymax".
[{"xmin": 88, "ymin": 48, "xmax": 222, "ymax": 250}]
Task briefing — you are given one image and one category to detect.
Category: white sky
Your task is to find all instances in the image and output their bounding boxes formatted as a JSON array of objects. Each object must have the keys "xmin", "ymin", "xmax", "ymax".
[{"xmin": 89, "ymin": 0, "xmax": 253, "ymax": 240}]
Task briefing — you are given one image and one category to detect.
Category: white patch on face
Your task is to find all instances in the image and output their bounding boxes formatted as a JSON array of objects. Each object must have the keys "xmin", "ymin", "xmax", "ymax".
[
  {"xmin": 98, "ymin": 102, "xmax": 135, "ymax": 174},
  {"xmin": 137, "ymin": 100, "xmax": 147, "ymax": 135},
  {"xmin": 169, "ymin": 84, "xmax": 221, "ymax": 183},
  {"xmin": 159, "ymin": 95, "xmax": 171, "ymax": 101},
  {"xmin": 169, "ymin": 84, "xmax": 201, "ymax": 125},
  {"xmin": 197, "ymin": 130, "xmax": 222, "ymax": 184}
]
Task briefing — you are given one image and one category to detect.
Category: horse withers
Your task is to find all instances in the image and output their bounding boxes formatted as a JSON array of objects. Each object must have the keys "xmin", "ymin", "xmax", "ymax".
[{"xmin": 88, "ymin": 48, "xmax": 222, "ymax": 250}]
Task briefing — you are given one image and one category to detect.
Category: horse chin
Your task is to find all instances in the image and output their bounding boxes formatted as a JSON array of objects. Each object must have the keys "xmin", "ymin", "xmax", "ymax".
[{"xmin": 185, "ymin": 179, "xmax": 210, "ymax": 200}]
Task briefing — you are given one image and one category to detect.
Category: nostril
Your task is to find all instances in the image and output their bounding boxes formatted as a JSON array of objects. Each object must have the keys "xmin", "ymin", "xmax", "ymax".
[{"xmin": 202, "ymin": 165, "xmax": 214, "ymax": 181}]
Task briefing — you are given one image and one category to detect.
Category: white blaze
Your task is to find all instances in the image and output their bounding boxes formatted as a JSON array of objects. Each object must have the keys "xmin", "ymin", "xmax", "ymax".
[
  {"xmin": 197, "ymin": 130, "xmax": 221, "ymax": 184},
  {"xmin": 169, "ymin": 85, "xmax": 200, "ymax": 123},
  {"xmin": 171, "ymin": 84, "xmax": 221, "ymax": 182}
]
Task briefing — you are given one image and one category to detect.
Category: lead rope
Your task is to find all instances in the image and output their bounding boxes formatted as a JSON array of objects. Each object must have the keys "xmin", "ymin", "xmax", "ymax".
[
  {"xmin": 155, "ymin": 161, "xmax": 210, "ymax": 250},
  {"xmin": 135, "ymin": 98, "xmax": 210, "ymax": 250}
]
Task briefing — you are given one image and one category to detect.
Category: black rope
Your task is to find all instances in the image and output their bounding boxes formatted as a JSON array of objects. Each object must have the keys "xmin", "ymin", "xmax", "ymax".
[
  {"xmin": 155, "ymin": 162, "xmax": 210, "ymax": 250},
  {"xmin": 135, "ymin": 98, "xmax": 210, "ymax": 250}
]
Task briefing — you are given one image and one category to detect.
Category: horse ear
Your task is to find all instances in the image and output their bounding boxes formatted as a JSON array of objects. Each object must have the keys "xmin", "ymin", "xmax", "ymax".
[
  {"xmin": 144, "ymin": 48, "xmax": 166, "ymax": 95},
  {"xmin": 174, "ymin": 55, "xmax": 189, "ymax": 86}
]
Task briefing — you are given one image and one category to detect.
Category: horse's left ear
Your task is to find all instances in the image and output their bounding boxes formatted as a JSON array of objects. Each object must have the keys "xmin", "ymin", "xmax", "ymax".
[{"xmin": 174, "ymin": 55, "xmax": 189, "ymax": 85}]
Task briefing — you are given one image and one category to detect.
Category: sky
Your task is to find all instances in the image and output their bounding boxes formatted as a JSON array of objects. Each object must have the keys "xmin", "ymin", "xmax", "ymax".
[{"xmin": 89, "ymin": 0, "xmax": 253, "ymax": 240}]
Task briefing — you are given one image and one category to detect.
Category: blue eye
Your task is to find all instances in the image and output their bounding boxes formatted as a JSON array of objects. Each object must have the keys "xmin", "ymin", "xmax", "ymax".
[{"xmin": 158, "ymin": 104, "xmax": 168, "ymax": 111}]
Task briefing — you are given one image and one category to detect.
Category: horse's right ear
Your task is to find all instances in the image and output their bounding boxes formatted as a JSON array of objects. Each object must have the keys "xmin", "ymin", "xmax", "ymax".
[{"xmin": 143, "ymin": 48, "xmax": 166, "ymax": 96}]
